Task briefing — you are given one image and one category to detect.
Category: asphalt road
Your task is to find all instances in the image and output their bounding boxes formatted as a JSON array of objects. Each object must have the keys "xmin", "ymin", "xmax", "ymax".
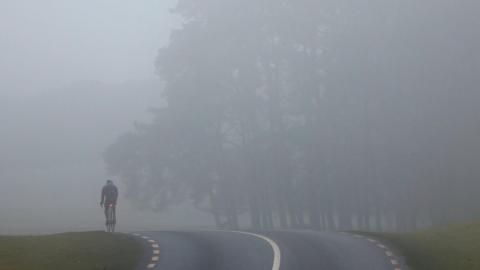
[{"xmin": 132, "ymin": 230, "xmax": 407, "ymax": 270}]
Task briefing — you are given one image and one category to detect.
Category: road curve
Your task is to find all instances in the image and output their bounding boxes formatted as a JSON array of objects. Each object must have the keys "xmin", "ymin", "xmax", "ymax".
[
  {"xmin": 131, "ymin": 230, "xmax": 407, "ymax": 270},
  {"xmin": 264, "ymin": 230, "xmax": 406, "ymax": 270}
]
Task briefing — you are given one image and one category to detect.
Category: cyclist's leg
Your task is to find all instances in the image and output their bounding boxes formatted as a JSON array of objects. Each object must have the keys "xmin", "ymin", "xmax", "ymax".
[
  {"xmin": 108, "ymin": 208, "xmax": 112, "ymax": 232},
  {"xmin": 112, "ymin": 206, "xmax": 116, "ymax": 232},
  {"xmin": 108, "ymin": 207, "xmax": 113, "ymax": 232},
  {"xmin": 104, "ymin": 206, "xmax": 109, "ymax": 225}
]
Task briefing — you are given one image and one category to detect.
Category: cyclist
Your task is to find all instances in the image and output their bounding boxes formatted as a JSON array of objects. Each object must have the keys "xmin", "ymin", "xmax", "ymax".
[{"xmin": 100, "ymin": 180, "xmax": 118, "ymax": 229}]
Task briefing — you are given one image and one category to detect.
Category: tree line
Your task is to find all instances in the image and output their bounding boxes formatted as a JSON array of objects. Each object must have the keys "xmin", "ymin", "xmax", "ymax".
[{"xmin": 105, "ymin": 0, "xmax": 480, "ymax": 232}]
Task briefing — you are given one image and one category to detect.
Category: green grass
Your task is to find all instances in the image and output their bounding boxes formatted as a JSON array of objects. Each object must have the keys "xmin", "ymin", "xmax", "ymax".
[
  {"xmin": 372, "ymin": 222, "xmax": 480, "ymax": 270},
  {"xmin": 0, "ymin": 232, "xmax": 143, "ymax": 270}
]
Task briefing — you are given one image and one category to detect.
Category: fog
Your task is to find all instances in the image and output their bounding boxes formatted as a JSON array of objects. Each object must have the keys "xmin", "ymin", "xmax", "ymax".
[
  {"xmin": 0, "ymin": 0, "xmax": 210, "ymax": 234},
  {"xmin": 0, "ymin": 0, "xmax": 178, "ymax": 94},
  {"xmin": 1, "ymin": 82, "xmax": 213, "ymax": 234},
  {"xmin": 1, "ymin": 1, "xmax": 480, "ymax": 234}
]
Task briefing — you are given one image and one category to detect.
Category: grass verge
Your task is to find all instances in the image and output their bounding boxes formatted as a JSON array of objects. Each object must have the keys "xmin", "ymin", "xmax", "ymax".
[
  {"xmin": 0, "ymin": 231, "xmax": 143, "ymax": 270},
  {"xmin": 371, "ymin": 221, "xmax": 480, "ymax": 270}
]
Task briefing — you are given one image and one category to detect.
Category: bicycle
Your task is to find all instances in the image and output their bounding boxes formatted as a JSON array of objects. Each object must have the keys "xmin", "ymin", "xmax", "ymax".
[{"xmin": 105, "ymin": 203, "xmax": 116, "ymax": 233}]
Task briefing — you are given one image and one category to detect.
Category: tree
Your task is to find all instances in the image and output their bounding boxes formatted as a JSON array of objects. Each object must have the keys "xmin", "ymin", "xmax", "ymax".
[{"xmin": 106, "ymin": 0, "xmax": 480, "ymax": 231}]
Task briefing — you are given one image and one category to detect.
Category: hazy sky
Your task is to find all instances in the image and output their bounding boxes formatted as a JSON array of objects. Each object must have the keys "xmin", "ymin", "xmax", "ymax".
[
  {"xmin": 0, "ymin": 0, "xmax": 179, "ymax": 95},
  {"xmin": 0, "ymin": 0, "xmax": 198, "ymax": 234}
]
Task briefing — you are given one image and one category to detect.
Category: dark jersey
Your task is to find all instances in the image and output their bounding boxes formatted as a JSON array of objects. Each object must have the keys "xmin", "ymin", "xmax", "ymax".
[{"xmin": 101, "ymin": 184, "xmax": 118, "ymax": 205}]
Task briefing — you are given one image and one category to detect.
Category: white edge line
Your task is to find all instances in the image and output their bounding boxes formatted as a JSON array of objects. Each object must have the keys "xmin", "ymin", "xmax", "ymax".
[{"xmin": 230, "ymin": 231, "xmax": 281, "ymax": 270}]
